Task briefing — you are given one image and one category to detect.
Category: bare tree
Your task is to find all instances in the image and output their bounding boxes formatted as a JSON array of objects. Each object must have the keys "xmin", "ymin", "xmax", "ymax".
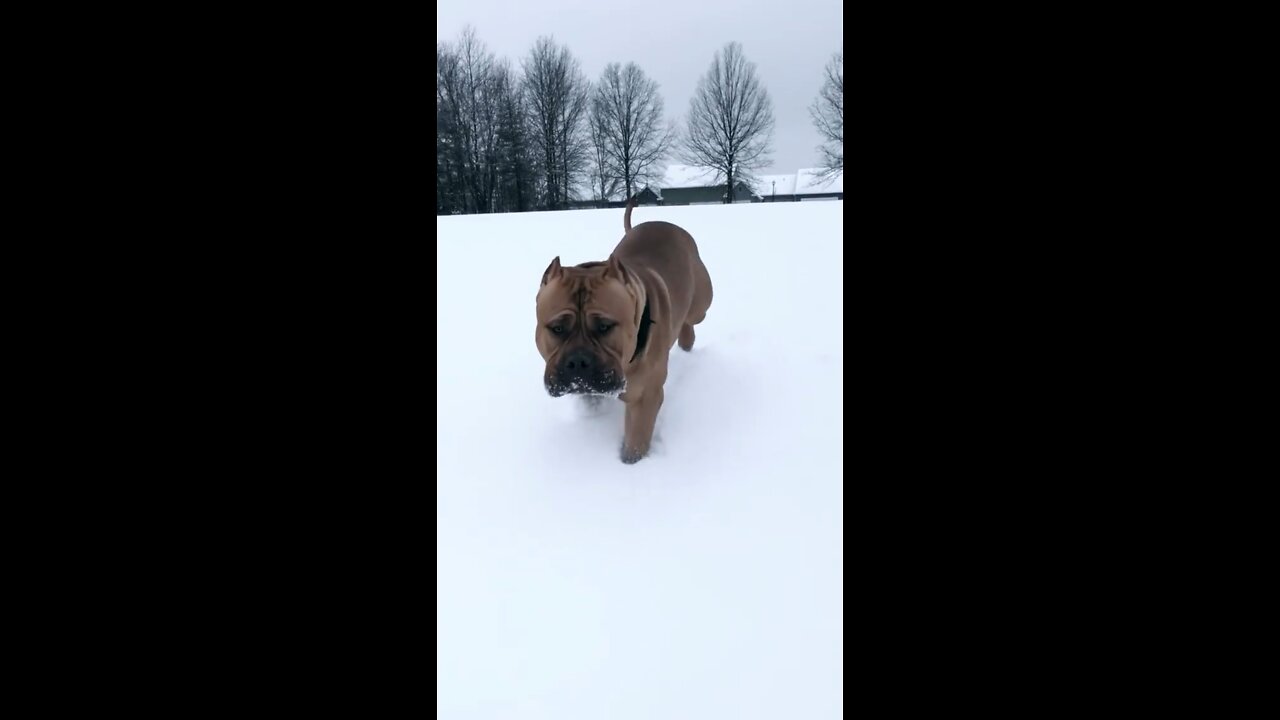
[
  {"xmin": 588, "ymin": 111, "xmax": 622, "ymax": 206},
  {"xmin": 457, "ymin": 27, "xmax": 501, "ymax": 212},
  {"xmin": 592, "ymin": 62, "xmax": 675, "ymax": 200},
  {"xmin": 810, "ymin": 45, "xmax": 843, "ymax": 177},
  {"xmin": 436, "ymin": 28, "xmax": 505, "ymax": 213},
  {"xmin": 682, "ymin": 42, "xmax": 775, "ymax": 204},
  {"xmin": 522, "ymin": 36, "xmax": 592, "ymax": 210},
  {"xmin": 436, "ymin": 41, "xmax": 467, "ymax": 214},
  {"xmin": 492, "ymin": 60, "xmax": 538, "ymax": 212}
]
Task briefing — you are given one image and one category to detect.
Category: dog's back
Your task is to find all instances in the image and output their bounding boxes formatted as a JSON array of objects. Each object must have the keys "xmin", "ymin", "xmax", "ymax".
[{"xmin": 613, "ymin": 204, "xmax": 713, "ymax": 347}]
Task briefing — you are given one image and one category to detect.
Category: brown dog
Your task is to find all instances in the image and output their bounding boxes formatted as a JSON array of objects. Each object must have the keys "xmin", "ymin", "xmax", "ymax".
[{"xmin": 535, "ymin": 200, "xmax": 714, "ymax": 463}]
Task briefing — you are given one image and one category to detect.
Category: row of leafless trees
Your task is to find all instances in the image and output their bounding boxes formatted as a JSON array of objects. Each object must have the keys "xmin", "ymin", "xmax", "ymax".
[{"xmin": 436, "ymin": 28, "xmax": 843, "ymax": 214}]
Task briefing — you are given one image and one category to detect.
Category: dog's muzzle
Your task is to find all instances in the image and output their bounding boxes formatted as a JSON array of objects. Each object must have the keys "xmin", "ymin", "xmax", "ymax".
[{"xmin": 546, "ymin": 348, "xmax": 624, "ymax": 397}]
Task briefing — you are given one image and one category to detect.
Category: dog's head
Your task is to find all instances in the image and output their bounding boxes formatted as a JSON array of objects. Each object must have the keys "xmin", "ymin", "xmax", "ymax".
[{"xmin": 535, "ymin": 255, "xmax": 647, "ymax": 397}]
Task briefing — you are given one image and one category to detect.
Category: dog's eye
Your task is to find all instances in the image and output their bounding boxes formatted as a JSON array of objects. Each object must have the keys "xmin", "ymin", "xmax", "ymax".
[
  {"xmin": 597, "ymin": 323, "xmax": 613, "ymax": 334},
  {"xmin": 549, "ymin": 325, "xmax": 564, "ymax": 335}
]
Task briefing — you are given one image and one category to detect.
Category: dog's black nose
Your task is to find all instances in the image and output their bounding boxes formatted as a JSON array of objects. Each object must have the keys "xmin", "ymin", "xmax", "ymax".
[{"xmin": 562, "ymin": 349, "xmax": 594, "ymax": 375}]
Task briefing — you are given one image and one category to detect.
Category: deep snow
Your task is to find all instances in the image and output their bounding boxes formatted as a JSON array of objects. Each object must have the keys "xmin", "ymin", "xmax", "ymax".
[{"xmin": 437, "ymin": 201, "xmax": 844, "ymax": 719}]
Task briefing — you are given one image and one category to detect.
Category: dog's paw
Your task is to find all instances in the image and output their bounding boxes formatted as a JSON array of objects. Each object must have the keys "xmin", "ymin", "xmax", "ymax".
[{"xmin": 620, "ymin": 446, "xmax": 646, "ymax": 464}]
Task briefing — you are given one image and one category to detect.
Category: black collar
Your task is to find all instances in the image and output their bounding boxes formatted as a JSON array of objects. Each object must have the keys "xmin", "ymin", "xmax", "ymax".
[{"xmin": 629, "ymin": 300, "xmax": 652, "ymax": 364}]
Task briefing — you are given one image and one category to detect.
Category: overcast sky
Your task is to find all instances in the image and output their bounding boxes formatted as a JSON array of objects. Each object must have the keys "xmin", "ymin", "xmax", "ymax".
[{"xmin": 437, "ymin": 0, "xmax": 843, "ymax": 178}]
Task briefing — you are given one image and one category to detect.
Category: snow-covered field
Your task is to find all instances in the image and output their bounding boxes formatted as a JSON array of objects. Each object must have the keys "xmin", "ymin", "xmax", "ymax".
[{"xmin": 437, "ymin": 201, "xmax": 844, "ymax": 719}]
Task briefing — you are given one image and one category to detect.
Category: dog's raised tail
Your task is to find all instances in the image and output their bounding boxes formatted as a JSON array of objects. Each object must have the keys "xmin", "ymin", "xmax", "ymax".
[{"xmin": 624, "ymin": 195, "xmax": 636, "ymax": 232}]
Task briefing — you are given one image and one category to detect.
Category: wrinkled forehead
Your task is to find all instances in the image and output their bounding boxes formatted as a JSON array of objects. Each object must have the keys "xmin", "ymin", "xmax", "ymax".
[{"xmin": 538, "ymin": 267, "xmax": 631, "ymax": 320}]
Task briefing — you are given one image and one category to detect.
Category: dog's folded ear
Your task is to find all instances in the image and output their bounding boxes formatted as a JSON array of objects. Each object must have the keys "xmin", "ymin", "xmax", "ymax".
[
  {"xmin": 541, "ymin": 256, "xmax": 563, "ymax": 285},
  {"xmin": 603, "ymin": 254, "xmax": 629, "ymax": 285}
]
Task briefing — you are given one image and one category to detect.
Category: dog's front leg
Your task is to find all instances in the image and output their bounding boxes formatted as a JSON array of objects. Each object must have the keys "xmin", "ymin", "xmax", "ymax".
[{"xmin": 621, "ymin": 385, "xmax": 663, "ymax": 464}]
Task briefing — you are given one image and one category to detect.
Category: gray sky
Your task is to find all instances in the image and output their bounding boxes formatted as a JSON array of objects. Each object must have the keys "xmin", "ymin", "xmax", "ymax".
[{"xmin": 436, "ymin": 0, "xmax": 843, "ymax": 178}]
